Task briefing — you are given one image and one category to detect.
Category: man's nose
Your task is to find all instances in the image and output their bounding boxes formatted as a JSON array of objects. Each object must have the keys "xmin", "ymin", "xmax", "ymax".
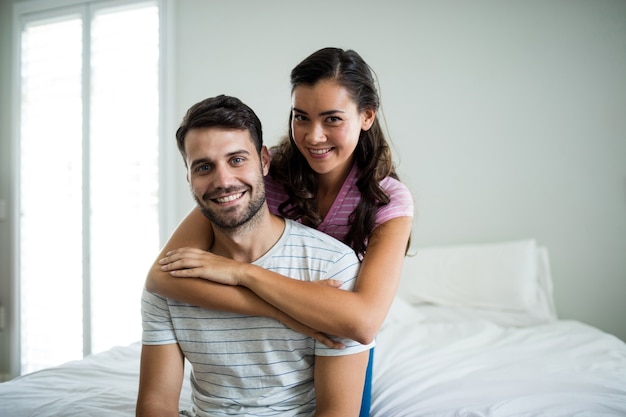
[{"xmin": 212, "ymin": 164, "xmax": 234, "ymax": 188}]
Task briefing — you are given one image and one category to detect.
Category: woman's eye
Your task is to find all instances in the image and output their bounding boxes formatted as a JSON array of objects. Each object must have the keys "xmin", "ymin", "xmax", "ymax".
[
  {"xmin": 326, "ymin": 116, "xmax": 342, "ymax": 123},
  {"xmin": 293, "ymin": 114, "xmax": 307, "ymax": 122}
]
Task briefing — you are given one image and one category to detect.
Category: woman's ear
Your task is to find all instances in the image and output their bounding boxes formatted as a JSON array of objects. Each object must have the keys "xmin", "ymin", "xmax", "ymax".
[{"xmin": 361, "ymin": 108, "xmax": 376, "ymax": 131}]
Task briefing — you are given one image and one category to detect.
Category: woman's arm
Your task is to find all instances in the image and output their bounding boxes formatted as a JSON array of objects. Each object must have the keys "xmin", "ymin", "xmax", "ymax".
[
  {"xmin": 162, "ymin": 216, "xmax": 413, "ymax": 344},
  {"xmin": 146, "ymin": 207, "xmax": 344, "ymax": 348},
  {"xmin": 146, "ymin": 207, "xmax": 263, "ymax": 314},
  {"xmin": 146, "ymin": 206, "xmax": 286, "ymax": 316},
  {"xmin": 145, "ymin": 207, "xmax": 212, "ymax": 295}
]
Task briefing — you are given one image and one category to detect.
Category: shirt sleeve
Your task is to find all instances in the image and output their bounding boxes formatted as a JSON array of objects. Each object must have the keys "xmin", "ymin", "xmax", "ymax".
[
  {"xmin": 141, "ymin": 288, "xmax": 177, "ymax": 345},
  {"xmin": 375, "ymin": 177, "xmax": 414, "ymax": 227}
]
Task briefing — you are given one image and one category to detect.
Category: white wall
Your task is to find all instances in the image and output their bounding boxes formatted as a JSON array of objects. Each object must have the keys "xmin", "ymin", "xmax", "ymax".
[
  {"xmin": 1, "ymin": 0, "xmax": 624, "ymax": 377},
  {"xmin": 169, "ymin": 0, "xmax": 626, "ymax": 340}
]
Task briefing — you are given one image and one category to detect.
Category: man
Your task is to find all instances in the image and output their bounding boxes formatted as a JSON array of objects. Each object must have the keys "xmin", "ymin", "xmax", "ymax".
[{"xmin": 136, "ymin": 95, "xmax": 371, "ymax": 417}]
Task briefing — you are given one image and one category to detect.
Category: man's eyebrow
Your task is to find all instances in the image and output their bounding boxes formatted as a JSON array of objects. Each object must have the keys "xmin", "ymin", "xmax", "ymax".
[
  {"xmin": 189, "ymin": 157, "xmax": 211, "ymax": 168},
  {"xmin": 189, "ymin": 149, "xmax": 251, "ymax": 169},
  {"xmin": 226, "ymin": 149, "xmax": 252, "ymax": 158}
]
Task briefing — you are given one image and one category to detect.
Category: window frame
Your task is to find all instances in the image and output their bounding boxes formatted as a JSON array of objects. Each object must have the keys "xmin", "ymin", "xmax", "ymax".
[{"xmin": 9, "ymin": 0, "xmax": 176, "ymax": 377}]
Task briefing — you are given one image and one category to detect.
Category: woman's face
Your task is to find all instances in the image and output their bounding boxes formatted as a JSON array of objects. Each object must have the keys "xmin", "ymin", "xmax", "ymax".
[{"xmin": 291, "ymin": 79, "xmax": 375, "ymax": 182}]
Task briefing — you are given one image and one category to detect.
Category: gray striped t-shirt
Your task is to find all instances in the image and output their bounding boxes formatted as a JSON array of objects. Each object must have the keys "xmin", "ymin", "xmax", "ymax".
[{"xmin": 141, "ymin": 219, "xmax": 374, "ymax": 417}]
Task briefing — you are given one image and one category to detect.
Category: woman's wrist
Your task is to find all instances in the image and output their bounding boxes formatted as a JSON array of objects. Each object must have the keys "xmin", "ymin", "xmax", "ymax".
[{"xmin": 236, "ymin": 262, "xmax": 255, "ymax": 287}]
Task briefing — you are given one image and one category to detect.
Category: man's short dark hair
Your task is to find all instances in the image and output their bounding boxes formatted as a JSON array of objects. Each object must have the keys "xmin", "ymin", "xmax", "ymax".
[{"xmin": 176, "ymin": 95, "xmax": 263, "ymax": 165}]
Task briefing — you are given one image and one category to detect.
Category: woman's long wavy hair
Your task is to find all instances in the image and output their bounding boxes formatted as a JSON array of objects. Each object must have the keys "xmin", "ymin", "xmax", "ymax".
[{"xmin": 270, "ymin": 47, "xmax": 401, "ymax": 258}]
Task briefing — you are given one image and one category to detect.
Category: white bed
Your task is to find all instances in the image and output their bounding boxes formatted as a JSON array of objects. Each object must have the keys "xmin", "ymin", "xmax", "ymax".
[{"xmin": 2, "ymin": 239, "xmax": 626, "ymax": 416}]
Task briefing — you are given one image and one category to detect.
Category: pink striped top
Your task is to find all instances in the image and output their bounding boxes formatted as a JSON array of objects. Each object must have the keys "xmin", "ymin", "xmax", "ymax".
[{"xmin": 265, "ymin": 163, "xmax": 414, "ymax": 244}]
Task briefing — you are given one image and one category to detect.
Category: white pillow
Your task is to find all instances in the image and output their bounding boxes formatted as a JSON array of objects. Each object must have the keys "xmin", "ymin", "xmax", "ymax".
[
  {"xmin": 532, "ymin": 245, "xmax": 557, "ymax": 320},
  {"xmin": 399, "ymin": 239, "xmax": 540, "ymax": 312},
  {"xmin": 381, "ymin": 296, "xmax": 425, "ymax": 330}
]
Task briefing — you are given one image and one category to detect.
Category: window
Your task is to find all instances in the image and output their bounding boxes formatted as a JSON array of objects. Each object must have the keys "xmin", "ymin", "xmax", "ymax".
[{"xmin": 16, "ymin": 0, "xmax": 162, "ymax": 374}]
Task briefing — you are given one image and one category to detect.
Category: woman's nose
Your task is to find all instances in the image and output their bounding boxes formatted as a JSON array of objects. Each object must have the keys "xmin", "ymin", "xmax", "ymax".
[{"xmin": 305, "ymin": 123, "xmax": 325, "ymax": 144}]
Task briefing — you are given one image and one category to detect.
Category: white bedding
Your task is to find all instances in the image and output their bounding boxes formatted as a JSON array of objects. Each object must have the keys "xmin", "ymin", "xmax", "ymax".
[
  {"xmin": 1, "ymin": 305, "xmax": 625, "ymax": 417},
  {"xmin": 372, "ymin": 301, "xmax": 626, "ymax": 416},
  {"xmin": 0, "ymin": 342, "xmax": 192, "ymax": 417},
  {"xmin": 2, "ymin": 240, "xmax": 626, "ymax": 416}
]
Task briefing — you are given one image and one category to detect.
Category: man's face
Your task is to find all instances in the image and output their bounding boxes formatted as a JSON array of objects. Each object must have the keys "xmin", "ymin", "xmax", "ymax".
[{"xmin": 184, "ymin": 127, "xmax": 269, "ymax": 230}]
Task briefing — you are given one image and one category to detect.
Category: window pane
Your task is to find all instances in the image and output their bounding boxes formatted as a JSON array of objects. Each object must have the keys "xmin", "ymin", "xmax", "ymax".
[
  {"xmin": 18, "ymin": 1, "xmax": 160, "ymax": 374},
  {"xmin": 89, "ymin": 4, "xmax": 160, "ymax": 353},
  {"xmin": 20, "ymin": 16, "xmax": 84, "ymax": 374}
]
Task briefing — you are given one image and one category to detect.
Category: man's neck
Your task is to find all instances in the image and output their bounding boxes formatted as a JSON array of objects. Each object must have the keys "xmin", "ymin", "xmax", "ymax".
[{"xmin": 211, "ymin": 208, "xmax": 285, "ymax": 263}]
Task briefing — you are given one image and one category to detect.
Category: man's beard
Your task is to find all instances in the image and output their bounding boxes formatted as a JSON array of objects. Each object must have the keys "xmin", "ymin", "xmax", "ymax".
[{"xmin": 193, "ymin": 185, "xmax": 266, "ymax": 231}]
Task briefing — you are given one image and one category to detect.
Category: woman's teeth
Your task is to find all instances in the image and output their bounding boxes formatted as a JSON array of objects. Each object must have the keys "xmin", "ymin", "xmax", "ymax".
[{"xmin": 310, "ymin": 148, "xmax": 331, "ymax": 155}]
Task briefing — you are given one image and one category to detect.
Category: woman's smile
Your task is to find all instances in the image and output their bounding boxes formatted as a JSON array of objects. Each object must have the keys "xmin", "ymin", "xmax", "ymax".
[{"xmin": 308, "ymin": 147, "xmax": 334, "ymax": 156}]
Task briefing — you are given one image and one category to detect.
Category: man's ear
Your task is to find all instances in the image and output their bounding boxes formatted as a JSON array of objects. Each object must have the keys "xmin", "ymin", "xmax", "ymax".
[
  {"xmin": 361, "ymin": 108, "xmax": 376, "ymax": 131},
  {"xmin": 260, "ymin": 146, "xmax": 270, "ymax": 175}
]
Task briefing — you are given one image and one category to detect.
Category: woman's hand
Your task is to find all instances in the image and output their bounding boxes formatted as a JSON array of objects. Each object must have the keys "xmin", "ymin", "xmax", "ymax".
[
  {"xmin": 159, "ymin": 247, "xmax": 242, "ymax": 285},
  {"xmin": 160, "ymin": 247, "xmax": 346, "ymax": 289},
  {"xmin": 277, "ymin": 312, "xmax": 345, "ymax": 350}
]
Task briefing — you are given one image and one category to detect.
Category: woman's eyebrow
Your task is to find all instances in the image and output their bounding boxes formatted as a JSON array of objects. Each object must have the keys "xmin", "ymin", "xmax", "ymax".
[
  {"xmin": 319, "ymin": 109, "xmax": 345, "ymax": 116},
  {"xmin": 292, "ymin": 107, "xmax": 345, "ymax": 116}
]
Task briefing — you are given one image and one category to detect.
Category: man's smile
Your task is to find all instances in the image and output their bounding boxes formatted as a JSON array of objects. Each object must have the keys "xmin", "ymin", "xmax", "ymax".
[{"xmin": 214, "ymin": 192, "xmax": 244, "ymax": 204}]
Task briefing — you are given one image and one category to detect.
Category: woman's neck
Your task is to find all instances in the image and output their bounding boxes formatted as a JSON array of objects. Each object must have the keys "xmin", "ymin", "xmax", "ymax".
[{"xmin": 316, "ymin": 159, "xmax": 354, "ymax": 218}]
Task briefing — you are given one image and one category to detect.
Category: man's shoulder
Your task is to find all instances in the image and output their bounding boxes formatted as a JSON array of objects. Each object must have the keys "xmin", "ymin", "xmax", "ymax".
[
  {"xmin": 279, "ymin": 220, "xmax": 360, "ymax": 288},
  {"xmin": 286, "ymin": 220, "xmax": 355, "ymax": 254}
]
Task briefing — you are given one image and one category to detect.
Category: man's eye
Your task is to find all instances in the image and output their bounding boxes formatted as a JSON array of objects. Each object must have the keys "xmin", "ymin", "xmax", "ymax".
[
  {"xmin": 231, "ymin": 157, "xmax": 245, "ymax": 165},
  {"xmin": 196, "ymin": 164, "xmax": 210, "ymax": 173}
]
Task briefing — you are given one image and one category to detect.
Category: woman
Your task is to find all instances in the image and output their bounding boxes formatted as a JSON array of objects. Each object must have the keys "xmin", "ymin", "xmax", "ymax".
[{"xmin": 147, "ymin": 47, "xmax": 414, "ymax": 416}]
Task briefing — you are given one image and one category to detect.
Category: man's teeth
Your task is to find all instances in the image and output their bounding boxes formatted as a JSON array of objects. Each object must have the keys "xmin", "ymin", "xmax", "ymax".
[{"xmin": 216, "ymin": 193, "xmax": 243, "ymax": 203}]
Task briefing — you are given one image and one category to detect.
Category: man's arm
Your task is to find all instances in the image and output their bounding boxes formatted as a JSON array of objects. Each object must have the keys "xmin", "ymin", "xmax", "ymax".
[
  {"xmin": 136, "ymin": 344, "xmax": 185, "ymax": 417},
  {"xmin": 313, "ymin": 351, "xmax": 370, "ymax": 417}
]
